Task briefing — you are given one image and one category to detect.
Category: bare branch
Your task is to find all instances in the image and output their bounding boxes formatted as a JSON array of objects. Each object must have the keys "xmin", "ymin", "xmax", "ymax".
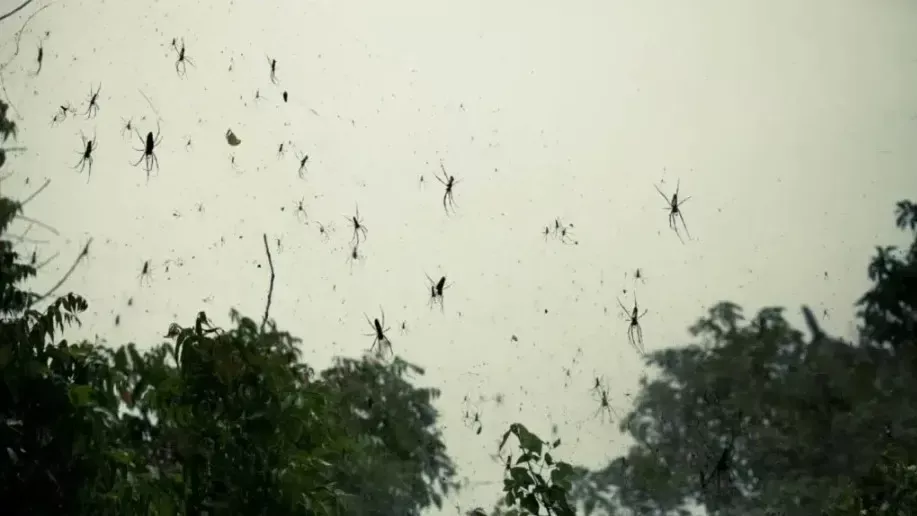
[
  {"xmin": 30, "ymin": 238, "xmax": 91, "ymax": 307},
  {"xmin": 260, "ymin": 233, "xmax": 275, "ymax": 332}
]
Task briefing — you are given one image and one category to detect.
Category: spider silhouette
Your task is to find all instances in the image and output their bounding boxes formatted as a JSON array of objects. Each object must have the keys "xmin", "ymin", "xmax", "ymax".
[
  {"xmin": 51, "ymin": 103, "xmax": 72, "ymax": 126},
  {"xmin": 461, "ymin": 396, "xmax": 483, "ymax": 435},
  {"xmin": 295, "ymin": 151, "xmax": 309, "ymax": 179},
  {"xmin": 292, "ymin": 197, "xmax": 307, "ymax": 222},
  {"xmin": 84, "ymin": 84, "xmax": 101, "ymax": 119},
  {"xmin": 73, "ymin": 131, "xmax": 97, "ymax": 179},
  {"xmin": 120, "ymin": 116, "xmax": 134, "ymax": 138},
  {"xmin": 617, "ymin": 293, "xmax": 648, "ymax": 355},
  {"xmin": 132, "ymin": 122, "xmax": 162, "ymax": 180},
  {"xmin": 138, "ymin": 260, "xmax": 153, "ymax": 286},
  {"xmin": 425, "ymin": 274, "xmax": 450, "ymax": 312},
  {"xmin": 171, "ymin": 38, "xmax": 194, "ymax": 77},
  {"xmin": 363, "ymin": 308, "xmax": 392, "ymax": 360},
  {"xmin": 346, "ymin": 243, "xmax": 364, "ymax": 274},
  {"xmin": 591, "ymin": 381, "xmax": 619, "ymax": 423},
  {"xmin": 346, "ymin": 205, "xmax": 368, "ymax": 245},
  {"xmin": 655, "ymin": 179, "xmax": 691, "ymax": 242},
  {"xmin": 435, "ymin": 162, "xmax": 460, "ymax": 213},
  {"xmin": 266, "ymin": 55, "xmax": 278, "ymax": 84}
]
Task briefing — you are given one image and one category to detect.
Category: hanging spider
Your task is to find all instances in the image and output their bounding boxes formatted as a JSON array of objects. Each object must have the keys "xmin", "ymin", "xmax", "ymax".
[
  {"xmin": 132, "ymin": 122, "xmax": 162, "ymax": 180},
  {"xmin": 435, "ymin": 162, "xmax": 460, "ymax": 214},
  {"xmin": 346, "ymin": 205, "xmax": 368, "ymax": 245},
  {"xmin": 362, "ymin": 308, "xmax": 392, "ymax": 360},
  {"xmin": 32, "ymin": 41, "xmax": 43, "ymax": 76},
  {"xmin": 542, "ymin": 226, "xmax": 551, "ymax": 241},
  {"xmin": 592, "ymin": 382, "xmax": 619, "ymax": 423},
  {"xmin": 171, "ymin": 37, "xmax": 194, "ymax": 77},
  {"xmin": 282, "ymin": 91, "xmax": 288, "ymax": 103},
  {"xmin": 292, "ymin": 197, "xmax": 307, "ymax": 222},
  {"xmin": 311, "ymin": 220, "xmax": 333, "ymax": 242},
  {"xmin": 558, "ymin": 224, "xmax": 578, "ymax": 245},
  {"xmin": 84, "ymin": 83, "xmax": 101, "ymax": 119},
  {"xmin": 461, "ymin": 396, "xmax": 483, "ymax": 434},
  {"xmin": 295, "ymin": 151, "xmax": 309, "ymax": 179},
  {"xmin": 654, "ymin": 179, "xmax": 691, "ymax": 243},
  {"xmin": 346, "ymin": 242, "xmax": 364, "ymax": 274},
  {"xmin": 73, "ymin": 131, "xmax": 97, "ymax": 179},
  {"xmin": 266, "ymin": 55, "xmax": 278, "ymax": 84},
  {"xmin": 120, "ymin": 116, "xmax": 134, "ymax": 138},
  {"xmin": 400, "ymin": 320, "xmax": 409, "ymax": 335},
  {"xmin": 138, "ymin": 260, "xmax": 153, "ymax": 286},
  {"xmin": 277, "ymin": 142, "xmax": 286, "ymax": 158},
  {"xmin": 51, "ymin": 103, "xmax": 72, "ymax": 126},
  {"xmin": 616, "ymin": 293, "xmax": 648, "ymax": 355},
  {"xmin": 425, "ymin": 274, "xmax": 450, "ymax": 312},
  {"xmin": 632, "ymin": 268, "xmax": 646, "ymax": 285}
]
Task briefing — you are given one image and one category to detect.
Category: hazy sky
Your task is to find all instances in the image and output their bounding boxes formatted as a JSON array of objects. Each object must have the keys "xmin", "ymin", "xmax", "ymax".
[{"xmin": 2, "ymin": 0, "xmax": 916, "ymax": 512}]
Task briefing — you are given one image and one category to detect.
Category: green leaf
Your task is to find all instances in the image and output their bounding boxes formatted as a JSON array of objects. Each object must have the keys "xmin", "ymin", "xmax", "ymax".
[
  {"xmin": 68, "ymin": 384, "xmax": 93, "ymax": 406},
  {"xmin": 551, "ymin": 462, "xmax": 574, "ymax": 487},
  {"xmin": 520, "ymin": 493, "xmax": 539, "ymax": 514},
  {"xmin": 544, "ymin": 452, "xmax": 554, "ymax": 466}
]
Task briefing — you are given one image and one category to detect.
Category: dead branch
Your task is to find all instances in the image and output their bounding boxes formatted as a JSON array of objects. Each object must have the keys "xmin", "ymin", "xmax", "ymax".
[
  {"xmin": 30, "ymin": 238, "xmax": 91, "ymax": 307},
  {"xmin": 260, "ymin": 233, "xmax": 275, "ymax": 332}
]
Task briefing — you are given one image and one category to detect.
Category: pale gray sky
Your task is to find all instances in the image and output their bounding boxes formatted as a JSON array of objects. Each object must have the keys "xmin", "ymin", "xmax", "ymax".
[{"xmin": 1, "ymin": 0, "xmax": 916, "ymax": 512}]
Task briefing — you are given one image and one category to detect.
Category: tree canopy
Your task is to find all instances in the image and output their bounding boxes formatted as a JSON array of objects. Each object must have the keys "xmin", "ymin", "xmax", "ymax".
[
  {"xmin": 0, "ymin": 98, "xmax": 458, "ymax": 515},
  {"xmin": 569, "ymin": 200, "xmax": 917, "ymax": 515}
]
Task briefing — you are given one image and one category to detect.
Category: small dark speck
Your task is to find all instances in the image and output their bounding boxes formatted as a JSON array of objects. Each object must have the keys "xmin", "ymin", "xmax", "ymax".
[
  {"xmin": 511, "ymin": 335, "xmax": 518, "ymax": 342},
  {"xmin": 544, "ymin": 309, "xmax": 548, "ymax": 314}
]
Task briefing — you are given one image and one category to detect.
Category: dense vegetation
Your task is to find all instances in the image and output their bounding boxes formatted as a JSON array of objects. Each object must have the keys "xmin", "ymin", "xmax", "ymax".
[{"xmin": 1, "ymin": 100, "xmax": 915, "ymax": 515}]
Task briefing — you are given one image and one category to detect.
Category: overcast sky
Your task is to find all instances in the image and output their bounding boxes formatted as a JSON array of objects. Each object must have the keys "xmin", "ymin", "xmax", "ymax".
[{"xmin": 2, "ymin": 0, "xmax": 916, "ymax": 512}]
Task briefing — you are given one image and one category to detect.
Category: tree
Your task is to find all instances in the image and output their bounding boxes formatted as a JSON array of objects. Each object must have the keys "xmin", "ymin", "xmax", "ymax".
[
  {"xmin": 570, "ymin": 200, "xmax": 917, "ymax": 516},
  {"xmin": 0, "ymin": 99, "xmax": 457, "ymax": 515}
]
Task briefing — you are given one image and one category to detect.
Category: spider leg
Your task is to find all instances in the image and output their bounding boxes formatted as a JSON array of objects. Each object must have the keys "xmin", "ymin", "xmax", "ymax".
[
  {"xmin": 677, "ymin": 211, "xmax": 691, "ymax": 239},
  {"xmin": 634, "ymin": 324, "xmax": 645, "ymax": 354},
  {"xmin": 654, "ymin": 184, "xmax": 671, "ymax": 203},
  {"xmin": 616, "ymin": 297, "xmax": 629, "ymax": 316}
]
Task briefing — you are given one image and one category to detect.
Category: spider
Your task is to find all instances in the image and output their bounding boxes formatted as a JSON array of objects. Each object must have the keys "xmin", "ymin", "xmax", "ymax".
[
  {"xmin": 33, "ymin": 42, "xmax": 43, "ymax": 76},
  {"xmin": 617, "ymin": 293, "xmax": 648, "ymax": 355},
  {"xmin": 654, "ymin": 178, "xmax": 691, "ymax": 243},
  {"xmin": 138, "ymin": 260, "xmax": 153, "ymax": 286},
  {"xmin": 282, "ymin": 91, "xmax": 288, "ymax": 103},
  {"xmin": 632, "ymin": 268, "xmax": 646, "ymax": 285},
  {"xmin": 84, "ymin": 83, "xmax": 101, "ymax": 119},
  {"xmin": 73, "ymin": 131, "xmax": 97, "ymax": 179},
  {"xmin": 461, "ymin": 396, "xmax": 483, "ymax": 435},
  {"xmin": 425, "ymin": 274, "xmax": 450, "ymax": 312},
  {"xmin": 292, "ymin": 197, "xmax": 307, "ymax": 222},
  {"xmin": 346, "ymin": 205, "xmax": 368, "ymax": 245},
  {"xmin": 435, "ymin": 162, "xmax": 460, "ymax": 214},
  {"xmin": 295, "ymin": 151, "xmax": 309, "ymax": 179},
  {"xmin": 362, "ymin": 308, "xmax": 392, "ymax": 360},
  {"xmin": 311, "ymin": 220, "xmax": 333, "ymax": 242},
  {"xmin": 543, "ymin": 226, "xmax": 551, "ymax": 241},
  {"xmin": 592, "ymin": 382, "xmax": 619, "ymax": 423},
  {"xmin": 132, "ymin": 122, "xmax": 162, "ymax": 181},
  {"xmin": 266, "ymin": 55, "xmax": 278, "ymax": 84},
  {"xmin": 346, "ymin": 243, "xmax": 364, "ymax": 274},
  {"xmin": 277, "ymin": 142, "xmax": 286, "ymax": 158},
  {"xmin": 558, "ymin": 224, "xmax": 578, "ymax": 245},
  {"xmin": 171, "ymin": 37, "xmax": 194, "ymax": 77},
  {"xmin": 400, "ymin": 320, "xmax": 409, "ymax": 335},
  {"xmin": 50, "ymin": 103, "xmax": 72, "ymax": 126},
  {"xmin": 120, "ymin": 116, "xmax": 134, "ymax": 138}
]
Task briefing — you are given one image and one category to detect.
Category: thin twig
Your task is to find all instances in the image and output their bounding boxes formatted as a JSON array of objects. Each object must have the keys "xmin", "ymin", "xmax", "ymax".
[
  {"xmin": 260, "ymin": 233, "xmax": 275, "ymax": 332},
  {"xmin": 0, "ymin": 1, "xmax": 54, "ymax": 120},
  {"xmin": 15, "ymin": 214, "xmax": 58, "ymax": 236},
  {"xmin": 0, "ymin": 0, "xmax": 35, "ymax": 23},
  {"xmin": 30, "ymin": 238, "xmax": 91, "ymax": 306},
  {"xmin": 18, "ymin": 178, "xmax": 49, "ymax": 207}
]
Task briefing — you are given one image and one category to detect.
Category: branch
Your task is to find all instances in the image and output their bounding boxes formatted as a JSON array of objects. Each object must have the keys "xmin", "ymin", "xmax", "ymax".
[
  {"xmin": 30, "ymin": 238, "xmax": 91, "ymax": 307},
  {"xmin": 260, "ymin": 233, "xmax": 275, "ymax": 332}
]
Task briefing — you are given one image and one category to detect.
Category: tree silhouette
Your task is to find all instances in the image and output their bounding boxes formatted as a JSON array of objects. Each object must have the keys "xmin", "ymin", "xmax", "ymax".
[
  {"xmin": 0, "ymin": 100, "xmax": 457, "ymax": 515},
  {"xmin": 570, "ymin": 200, "xmax": 917, "ymax": 516}
]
